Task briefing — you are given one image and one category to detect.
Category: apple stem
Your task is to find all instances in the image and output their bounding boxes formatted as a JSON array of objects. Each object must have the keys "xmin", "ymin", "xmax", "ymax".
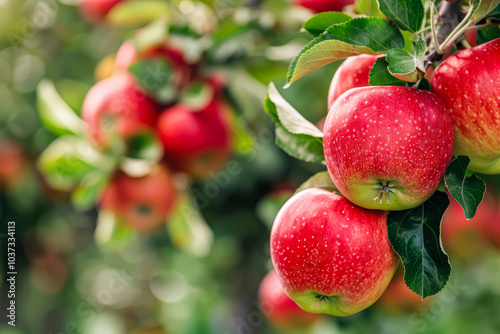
[{"xmin": 373, "ymin": 182, "xmax": 391, "ymax": 204}]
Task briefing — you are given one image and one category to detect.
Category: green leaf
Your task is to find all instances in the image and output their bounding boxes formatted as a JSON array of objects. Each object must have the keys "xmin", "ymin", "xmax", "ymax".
[
  {"xmin": 126, "ymin": 131, "xmax": 163, "ymax": 162},
  {"xmin": 444, "ymin": 155, "xmax": 486, "ymax": 220},
  {"xmin": 275, "ymin": 126, "xmax": 325, "ymax": 164},
  {"xmin": 72, "ymin": 170, "xmax": 110, "ymax": 211},
  {"xmin": 267, "ymin": 82, "xmax": 323, "ymax": 137},
  {"xmin": 387, "ymin": 191, "xmax": 451, "ymax": 298},
  {"xmin": 128, "ymin": 59, "xmax": 176, "ymax": 103},
  {"xmin": 377, "ymin": 0, "xmax": 425, "ymax": 33},
  {"xmin": 264, "ymin": 84, "xmax": 325, "ymax": 164},
  {"xmin": 37, "ymin": 80, "xmax": 85, "ymax": 136},
  {"xmin": 485, "ymin": 3, "xmax": 500, "ymax": 18},
  {"xmin": 471, "ymin": 0, "xmax": 500, "ymax": 22},
  {"xmin": 167, "ymin": 189, "xmax": 213, "ymax": 257},
  {"xmin": 130, "ymin": 19, "xmax": 170, "ymax": 52},
  {"xmin": 302, "ymin": 12, "xmax": 352, "ymax": 37},
  {"xmin": 295, "ymin": 171, "xmax": 341, "ymax": 195},
  {"xmin": 37, "ymin": 136, "xmax": 102, "ymax": 191},
  {"xmin": 286, "ymin": 17, "xmax": 404, "ymax": 87},
  {"xmin": 95, "ymin": 211, "xmax": 137, "ymax": 250},
  {"xmin": 355, "ymin": 0, "xmax": 382, "ymax": 16},
  {"xmin": 180, "ymin": 82, "xmax": 214, "ymax": 111},
  {"xmin": 107, "ymin": 0, "xmax": 170, "ymax": 27},
  {"xmin": 477, "ymin": 26, "xmax": 500, "ymax": 44},
  {"xmin": 368, "ymin": 57, "xmax": 407, "ymax": 86},
  {"xmin": 386, "ymin": 38, "xmax": 426, "ymax": 82}
]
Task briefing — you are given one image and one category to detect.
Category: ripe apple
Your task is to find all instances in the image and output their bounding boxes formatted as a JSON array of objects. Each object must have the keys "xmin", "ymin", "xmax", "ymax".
[
  {"xmin": 441, "ymin": 192, "xmax": 497, "ymax": 260},
  {"xmin": 474, "ymin": 190, "xmax": 500, "ymax": 249},
  {"xmin": 100, "ymin": 165, "xmax": 177, "ymax": 232},
  {"xmin": 375, "ymin": 272, "xmax": 431, "ymax": 314},
  {"xmin": 430, "ymin": 38, "xmax": 500, "ymax": 174},
  {"xmin": 0, "ymin": 138, "xmax": 26, "ymax": 186},
  {"xmin": 81, "ymin": 73, "xmax": 157, "ymax": 150},
  {"xmin": 258, "ymin": 271, "xmax": 320, "ymax": 329},
  {"xmin": 157, "ymin": 99, "xmax": 232, "ymax": 179},
  {"xmin": 271, "ymin": 188, "xmax": 399, "ymax": 316},
  {"xmin": 295, "ymin": 0, "xmax": 354, "ymax": 13},
  {"xmin": 323, "ymin": 86, "xmax": 454, "ymax": 211},
  {"xmin": 114, "ymin": 41, "xmax": 195, "ymax": 91},
  {"xmin": 78, "ymin": 0, "xmax": 124, "ymax": 24},
  {"xmin": 328, "ymin": 54, "xmax": 381, "ymax": 108}
]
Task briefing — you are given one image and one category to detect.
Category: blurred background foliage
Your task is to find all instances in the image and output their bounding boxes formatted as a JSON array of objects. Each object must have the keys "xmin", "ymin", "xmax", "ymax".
[{"xmin": 0, "ymin": 0, "xmax": 500, "ymax": 334}]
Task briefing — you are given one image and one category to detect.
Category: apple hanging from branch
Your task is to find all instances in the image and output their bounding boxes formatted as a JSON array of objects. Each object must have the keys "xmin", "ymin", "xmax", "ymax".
[{"xmin": 271, "ymin": 188, "xmax": 399, "ymax": 316}]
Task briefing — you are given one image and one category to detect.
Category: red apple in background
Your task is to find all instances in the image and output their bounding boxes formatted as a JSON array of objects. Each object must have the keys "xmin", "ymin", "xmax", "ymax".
[
  {"xmin": 78, "ymin": 0, "xmax": 125, "ymax": 24},
  {"xmin": 157, "ymin": 99, "xmax": 232, "ymax": 179},
  {"xmin": 464, "ymin": 29, "xmax": 478, "ymax": 48},
  {"xmin": 258, "ymin": 271, "xmax": 320, "ymax": 329},
  {"xmin": 375, "ymin": 273, "xmax": 431, "ymax": 314},
  {"xmin": 100, "ymin": 165, "xmax": 177, "ymax": 232},
  {"xmin": 30, "ymin": 251, "xmax": 68, "ymax": 294},
  {"xmin": 441, "ymin": 192, "xmax": 499, "ymax": 260},
  {"xmin": 0, "ymin": 138, "xmax": 26, "ymax": 186},
  {"xmin": 328, "ymin": 54, "xmax": 381, "ymax": 108},
  {"xmin": 430, "ymin": 38, "xmax": 500, "ymax": 174},
  {"xmin": 81, "ymin": 74, "xmax": 157, "ymax": 150},
  {"xmin": 323, "ymin": 86, "xmax": 454, "ymax": 211},
  {"xmin": 114, "ymin": 41, "xmax": 195, "ymax": 91},
  {"xmin": 271, "ymin": 188, "xmax": 399, "ymax": 316},
  {"xmin": 295, "ymin": 0, "xmax": 354, "ymax": 13}
]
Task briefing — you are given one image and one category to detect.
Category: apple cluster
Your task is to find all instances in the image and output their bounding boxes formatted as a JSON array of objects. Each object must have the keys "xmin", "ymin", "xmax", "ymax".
[
  {"xmin": 268, "ymin": 38, "xmax": 500, "ymax": 319},
  {"xmin": 81, "ymin": 36, "xmax": 233, "ymax": 232}
]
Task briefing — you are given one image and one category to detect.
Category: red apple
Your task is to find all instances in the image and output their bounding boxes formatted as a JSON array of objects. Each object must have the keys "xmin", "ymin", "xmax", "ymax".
[
  {"xmin": 323, "ymin": 86, "xmax": 454, "ymax": 210},
  {"xmin": 328, "ymin": 54, "xmax": 381, "ymax": 108},
  {"xmin": 474, "ymin": 190, "xmax": 500, "ymax": 249},
  {"xmin": 81, "ymin": 73, "xmax": 157, "ymax": 150},
  {"xmin": 100, "ymin": 165, "xmax": 177, "ymax": 231},
  {"xmin": 295, "ymin": 0, "xmax": 354, "ymax": 13},
  {"xmin": 0, "ymin": 138, "xmax": 26, "ymax": 186},
  {"xmin": 441, "ymin": 192, "xmax": 498, "ymax": 260},
  {"xmin": 375, "ymin": 273, "xmax": 431, "ymax": 314},
  {"xmin": 78, "ymin": 0, "xmax": 124, "ymax": 24},
  {"xmin": 259, "ymin": 271, "xmax": 320, "ymax": 329},
  {"xmin": 157, "ymin": 99, "xmax": 232, "ymax": 179},
  {"xmin": 271, "ymin": 188, "xmax": 399, "ymax": 316},
  {"xmin": 30, "ymin": 252, "xmax": 68, "ymax": 294},
  {"xmin": 114, "ymin": 41, "xmax": 195, "ymax": 91},
  {"xmin": 464, "ymin": 29, "xmax": 478, "ymax": 48},
  {"xmin": 430, "ymin": 38, "xmax": 500, "ymax": 174}
]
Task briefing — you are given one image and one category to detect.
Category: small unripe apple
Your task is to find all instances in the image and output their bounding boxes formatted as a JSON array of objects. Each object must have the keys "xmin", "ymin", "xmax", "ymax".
[
  {"xmin": 78, "ymin": 0, "xmax": 124, "ymax": 24},
  {"xmin": 431, "ymin": 38, "xmax": 500, "ymax": 174},
  {"xmin": 114, "ymin": 41, "xmax": 195, "ymax": 91},
  {"xmin": 81, "ymin": 73, "xmax": 157, "ymax": 150},
  {"xmin": 323, "ymin": 86, "xmax": 454, "ymax": 210},
  {"xmin": 375, "ymin": 273, "xmax": 431, "ymax": 314},
  {"xmin": 328, "ymin": 54, "xmax": 381, "ymax": 108},
  {"xmin": 258, "ymin": 271, "xmax": 320, "ymax": 329},
  {"xmin": 157, "ymin": 99, "xmax": 232, "ymax": 179},
  {"xmin": 100, "ymin": 165, "xmax": 177, "ymax": 232},
  {"xmin": 295, "ymin": 0, "xmax": 354, "ymax": 13},
  {"xmin": 271, "ymin": 188, "xmax": 399, "ymax": 316}
]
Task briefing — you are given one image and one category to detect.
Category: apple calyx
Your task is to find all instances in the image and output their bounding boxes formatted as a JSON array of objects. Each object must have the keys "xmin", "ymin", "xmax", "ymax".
[{"xmin": 373, "ymin": 181, "xmax": 392, "ymax": 205}]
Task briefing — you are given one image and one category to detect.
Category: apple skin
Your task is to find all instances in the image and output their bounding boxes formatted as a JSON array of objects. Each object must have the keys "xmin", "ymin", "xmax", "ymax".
[
  {"xmin": 114, "ymin": 41, "xmax": 195, "ymax": 90},
  {"xmin": 328, "ymin": 54, "xmax": 381, "ymax": 108},
  {"xmin": 375, "ymin": 273, "xmax": 431, "ymax": 314},
  {"xmin": 78, "ymin": 0, "xmax": 124, "ymax": 24},
  {"xmin": 295, "ymin": 0, "xmax": 354, "ymax": 13},
  {"xmin": 100, "ymin": 165, "xmax": 177, "ymax": 232},
  {"xmin": 430, "ymin": 38, "xmax": 500, "ymax": 174},
  {"xmin": 157, "ymin": 99, "xmax": 232, "ymax": 179},
  {"xmin": 81, "ymin": 73, "xmax": 157, "ymax": 150},
  {"xmin": 323, "ymin": 86, "xmax": 454, "ymax": 211},
  {"xmin": 270, "ymin": 188, "xmax": 399, "ymax": 316},
  {"xmin": 258, "ymin": 271, "xmax": 320, "ymax": 329}
]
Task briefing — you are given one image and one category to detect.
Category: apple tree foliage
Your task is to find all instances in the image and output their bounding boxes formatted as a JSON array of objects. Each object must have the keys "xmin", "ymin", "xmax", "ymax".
[{"xmin": 264, "ymin": 0, "xmax": 500, "ymax": 298}]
